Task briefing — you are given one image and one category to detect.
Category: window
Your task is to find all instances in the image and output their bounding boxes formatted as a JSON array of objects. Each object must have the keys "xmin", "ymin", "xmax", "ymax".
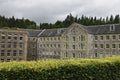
[
  {"xmin": 110, "ymin": 25, "xmax": 115, "ymax": 31},
  {"xmin": 65, "ymin": 52, "xmax": 68, "ymax": 57},
  {"xmin": 51, "ymin": 44, "xmax": 52, "ymax": 47},
  {"xmin": 81, "ymin": 43, "xmax": 84, "ymax": 49},
  {"xmin": 8, "ymin": 34, "xmax": 12, "ymax": 39},
  {"xmin": 73, "ymin": 53, "xmax": 75, "ymax": 58},
  {"xmin": 13, "ymin": 58, "xmax": 16, "ymax": 61},
  {"xmin": 1, "ymin": 59, "xmax": 4, "ymax": 62},
  {"xmin": 7, "ymin": 50, "xmax": 11, "ymax": 56},
  {"xmin": 51, "ymin": 37, "xmax": 53, "ymax": 40},
  {"xmin": 73, "ymin": 45, "xmax": 75, "ymax": 49},
  {"xmin": 43, "ymin": 37, "xmax": 45, "ymax": 41},
  {"xmin": 13, "ymin": 50, "xmax": 17, "ymax": 56},
  {"xmin": 47, "ymin": 37, "xmax": 49, "ymax": 41},
  {"xmin": 100, "ymin": 44, "xmax": 103, "ymax": 48},
  {"xmin": 100, "ymin": 36, "xmax": 103, "ymax": 40},
  {"xmin": 58, "ymin": 52, "xmax": 60, "ymax": 55},
  {"xmin": 1, "ymin": 33, "xmax": 5, "ymax": 39},
  {"xmin": 43, "ymin": 44, "xmax": 46, "ymax": 47},
  {"xmin": 112, "ymin": 35, "xmax": 116, "ymax": 40},
  {"xmin": 20, "ymin": 42, "xmax": 23, "ymax": 48},
  {"xmin": 54, "ymin": 44, "xmax": 56, "ymax": 48},
  {"xmin": 95, "ymin": 36, "xmax": 98, "ymax": 40},
  {"xmin": 1, "ymin": 50, "xmax": 4, "ymax": 56},
  {"xmin": 79, "ymin": 53, "xmax": 82, "ymax": 58},
  {"xmin": 19, "ymin": 58, "xmax": 22, "ymax": 61},
  {"xmin": 66, "ymin": 44, "xmax": 69, "ymax": 49},
  {"xmin": 119, "ymin": 44, "xmax": 120, "ymax": 48},
  {"xmin": 19, "ymin": 50, "xmax": 23, "ymax": 56},
  {"xmin": 66, "ymin": 36, "xmax": 69, "ymax": 41},
  {"xmin": 8, "ymin": 36, "xmax": 11, "ymax": 39},
  {"xmin": 81, "ymin": 35, "xmax": 84, "ymax": 41},
  {"xmin": 7, "ymin": 42, "xmax": 11, "ymax": 48},
  {"xmin": 20, "ymin": 37, "xmax": 23, "ymax": 40},
  {"xmin": 7, "ymin": 59, "xmax": 10, "ymax": 62},
  {"xmin": 58, "ymin": 44, "xmax": 60, "ymax": 48},
  {"xmin": 95, "ymin": 53, "xmax": 97, "ymax": 57},
  {"xmin": 119, "ymin": 35, "xmax": 120, "ymax": 40},
  {"xmin": 58, "ymin": 37, "xmax": 60, "ymax": 40},
  {"xmin": 112, "ymin": 44, "xmax": 116, "ymax": 48},
  {"xmin": 13, "ymin": 42, "xmax": 17, "ymax": 48},
  {"xmin": 14, "ymin": 34, "xmax": 17, "ymax": 40},
  {"xmin": 106, "ymin": 36, "xmax": 109, "ymax": 40},
  {"xmin": 95, "ymin": 44, "xmax": 98, "ymax": 48},
  {"xmin": 54, "ymin": 37, "xmax": 56, "ymax": 40},
  {"xmin": 73, "ymin": 36, "xmax": 75, "ymax": 41},
  {"xmin": 79, "ymin": 36, "xmax": 81, "ymax": 41},
  {"xmin": 106, "ymin": 44, "xmax": 109, "ymax": 48},
  {"xmin": 47, "ymin": 44, "xmax": 49, "ymax": 47},
  {"xmin": 1, "ymin": 42, "xmax": 5, "ymax": 48},
  {"xmin": 72, "ymin": 28, "xmax": 75, "ymax": 34},
  {"xmin": 54, "ymin": 51, "xmax": 56, "ymax": 55}
]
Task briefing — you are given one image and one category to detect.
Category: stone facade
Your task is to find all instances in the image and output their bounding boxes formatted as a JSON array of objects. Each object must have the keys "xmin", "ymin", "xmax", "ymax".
[
  {"xmin": 35, "ymin": 23, "xmax": 120, "ymax": 60},
  {"xmin": 0, "ymin": 29, "xmax": 28, "ymax": 62},
  {"xmin": 1, "ymin": 23, "xmax": 120, "ymax": 62}
]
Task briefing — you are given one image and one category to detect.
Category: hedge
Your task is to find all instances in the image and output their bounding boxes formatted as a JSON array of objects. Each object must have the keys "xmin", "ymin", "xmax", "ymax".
[{"xmin": 0, "ymin": 56, "xmax": 120, "ymax": 80}]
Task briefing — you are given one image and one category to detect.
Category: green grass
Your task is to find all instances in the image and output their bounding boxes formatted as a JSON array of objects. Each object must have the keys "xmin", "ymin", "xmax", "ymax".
[{"xmin": 0, "ymin": 56, "xmax": 120, "ymax": 80}]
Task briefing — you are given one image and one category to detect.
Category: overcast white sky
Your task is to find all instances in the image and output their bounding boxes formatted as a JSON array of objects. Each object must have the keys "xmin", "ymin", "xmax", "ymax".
[{"xmin": 0, "ymin": 0, "xmax": 120, "ymax": 24}]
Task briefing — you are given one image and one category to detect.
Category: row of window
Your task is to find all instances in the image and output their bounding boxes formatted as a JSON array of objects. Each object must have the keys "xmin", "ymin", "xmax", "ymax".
[
  {"xmin": 39, "ymin": 51, "xmax": 60, "ymax": 55},
  {"xmin": 64, "ymin": 52, "xmax": 83, "ymax": 58},
  {"xmin": 40, "ymin": 44, "xmax": 61, "ymax": 48},
  {"xmin": 39, "ymin": 37, "xmax": 60, "ymax": 41},
  {"xmin": 94, "ymin": 52, "xmax": 116, "ymax": 58},
  {"xmin": 0, "ymin": 42, "xmax": 23, "ymax": 48},
  {"xmin": 95, "ymin": 35, "xmax": 120, "ymax": 40},
  {"xmin": 95, "ymin": 44, "xmax": 120, "ymax": 48},
  {"xmin": 67, "ymin": 35, "xmax": 85, "ymax": 41},
  {"xmin": 1, "ymin": 35, "xmax": 23, "ymax": 40},
  {"xmin": 0, "ymin": 58, "xmax": 23, "ymax": 62},
  {"xmin": 0, "ymin": 50, "xmax": 23, "ymax": 56},
  {"xmin": 66, "ymin": 44, "xmax": 85, "ymax": 49}
]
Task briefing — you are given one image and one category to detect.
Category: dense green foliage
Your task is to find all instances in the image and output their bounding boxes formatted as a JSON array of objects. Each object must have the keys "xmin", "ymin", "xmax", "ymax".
[
  {"xmin": 0, "ymin": 14, "xmax": 120, "ymax": 29},
  {"xmin": 0, "ymin": 56, "xmax": 120, "ymax": 80},
  {"xmin": 40, "ymin": 14, "xmax": 120, "ymax": 29},
  {"xmin": 0, "ymin": 16, "xmax": 36, "ymax": 29}
]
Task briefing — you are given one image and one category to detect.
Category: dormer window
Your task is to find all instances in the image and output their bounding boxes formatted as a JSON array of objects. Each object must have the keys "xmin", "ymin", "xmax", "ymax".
[{"xmin": 110, "ymin": 24, "xmax": 115, "ymax": 31}]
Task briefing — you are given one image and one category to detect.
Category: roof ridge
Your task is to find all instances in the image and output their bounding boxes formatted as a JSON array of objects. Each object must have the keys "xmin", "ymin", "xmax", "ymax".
[{"xmin": 86, "ymin": 23, "xmax": 120, "ymax": 27}]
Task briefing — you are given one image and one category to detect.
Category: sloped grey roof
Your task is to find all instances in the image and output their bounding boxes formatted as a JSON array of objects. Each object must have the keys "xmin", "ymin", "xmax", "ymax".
[
  {"xmin": 38, "ymin": 28, "xmax": 66, "ymax": 37},
  {"xmin": 83, "ymin": 24, "xmax": 120, "ymax": 35},
  {"xmin": 26, "ymin": 30, "xmax": 42, "ymax": 37},
  {"xmin": 24, "ymin": 23, "xmax": 120, "ymax": 37}
]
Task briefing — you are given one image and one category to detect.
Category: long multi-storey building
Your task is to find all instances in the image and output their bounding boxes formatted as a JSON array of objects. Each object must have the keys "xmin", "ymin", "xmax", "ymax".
[
  {"xmin": 1, "ymin": 23, "xmax": 120, "ymax": 62},
  {"xmin": 27, "ymin": 23, "xmax": 120, "ymax": 60},
  {"xmin": 0, "ymin": 29, "xmax": 28, "ymax": 62}
]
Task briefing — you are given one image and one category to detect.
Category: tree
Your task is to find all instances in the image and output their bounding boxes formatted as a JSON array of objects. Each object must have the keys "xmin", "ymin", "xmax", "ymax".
[
  {"xmin": 114, "ymin": 14, "xmax": 120, "ymax": 23},
  {"xmin": 109, "ymin": 15, "xmax": 114, "ymax": 24}
]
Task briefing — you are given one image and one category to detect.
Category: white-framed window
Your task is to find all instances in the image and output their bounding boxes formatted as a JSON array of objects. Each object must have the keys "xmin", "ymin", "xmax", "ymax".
[
  {"xmin": 112, "ymin": 44, "xmax": 116, "ymax": 48},
  {"xmin": 95, "ymin": 36, "xmax": 98, "ymax": 40},
  {"xmin": 106, "ymin": 35, "xmax": 109, "ymax": 40},
  {"xmin": 112, "ymin": 35, "xmax": 116, "ymax": 40},
  {"xmin": 95, "ymin": 44, "xmax": 98, "ymax": 48},
  {"xmin": 100, "ymin": 44, "xmax": 103, "ymax": 48},
  {"xmin": 106, "ymin": 44, "xmax": 110, "ymax": 48},
  {"xmin": 100, "ymin": 36, "xmax": 103, "ymax": 40}
]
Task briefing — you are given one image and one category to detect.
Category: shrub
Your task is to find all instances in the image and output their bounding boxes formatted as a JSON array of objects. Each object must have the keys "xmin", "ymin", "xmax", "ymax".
[{"xmin": 0, "ymin": 56, "xmax": 120, "ymax": 80}]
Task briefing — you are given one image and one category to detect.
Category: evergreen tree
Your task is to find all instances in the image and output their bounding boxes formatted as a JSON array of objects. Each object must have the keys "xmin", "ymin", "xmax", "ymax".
[
  {"xmin": 114, "ymin": 14, "xmax": 120, "ymax": 23},
  {"xmin": 109, "ymin": 15, "xmax": 114, "ymax": 24}
]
